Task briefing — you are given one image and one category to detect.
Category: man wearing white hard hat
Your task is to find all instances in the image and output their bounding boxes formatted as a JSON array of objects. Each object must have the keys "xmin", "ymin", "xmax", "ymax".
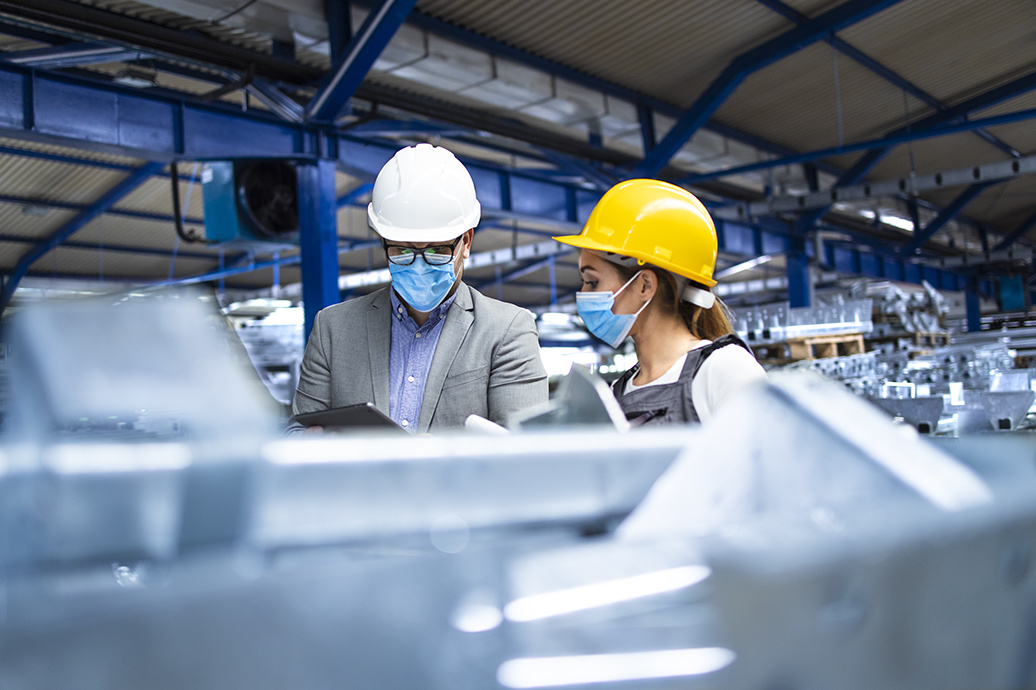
[{"xmin": 288, "ymin": 143, "xmax": 548, "ymax": 434}]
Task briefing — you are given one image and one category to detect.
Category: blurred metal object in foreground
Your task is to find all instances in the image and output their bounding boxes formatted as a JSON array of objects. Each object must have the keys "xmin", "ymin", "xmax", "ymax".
[{"xmin": 0, "ymin": 318, "xmax": 1034, "ymax": 688}]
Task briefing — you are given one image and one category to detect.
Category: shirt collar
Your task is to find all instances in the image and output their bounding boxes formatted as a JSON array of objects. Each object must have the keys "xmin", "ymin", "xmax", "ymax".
[{"xmin": 390, "ymin": 289, "xmax": 457, "ymax": 327}]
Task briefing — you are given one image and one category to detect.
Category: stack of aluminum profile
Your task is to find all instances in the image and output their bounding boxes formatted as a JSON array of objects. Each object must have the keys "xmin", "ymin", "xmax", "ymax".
[
  {"xmin": 782, "ymin": 343, "xmax": 1017, "ymax": 394},
  {"xmin": 736, "ymin": 299, "xmax": 873, "ymax": 345},
  {"xmin": 862, "ymin": 280, "xmax": 948, "ymax": 336},
  {"xmin": 235, "ymin": 318, "xmax": 305, "ymax": 405}
]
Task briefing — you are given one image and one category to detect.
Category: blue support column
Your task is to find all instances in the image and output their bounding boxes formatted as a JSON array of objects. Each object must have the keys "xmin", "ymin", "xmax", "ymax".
[
  {"xmin": 325, "ymin": 0, "xmax": 353, "ymax": 64},
  {"xmin": 965, "ymin": 281, "xmax": 983, "ymax": 332},
  {"xmin": 298, "ymin": 159, "xmax": 341, "ymax": 340},
  {"xmin": 786, "ymin": 241, "xmax": 811, "ymax": 308}
]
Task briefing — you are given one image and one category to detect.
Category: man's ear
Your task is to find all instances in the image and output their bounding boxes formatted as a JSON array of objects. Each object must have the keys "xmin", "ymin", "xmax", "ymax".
[{"xmin": 460, "ymin": 228, "xmax": 474, "ymax": 259}]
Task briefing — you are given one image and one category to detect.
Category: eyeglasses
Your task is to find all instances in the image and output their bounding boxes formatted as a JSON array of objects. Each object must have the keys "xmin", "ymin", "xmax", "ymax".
[{"xmin": 384, "ymin": 236, "xmax": 463, "ymax": 266}]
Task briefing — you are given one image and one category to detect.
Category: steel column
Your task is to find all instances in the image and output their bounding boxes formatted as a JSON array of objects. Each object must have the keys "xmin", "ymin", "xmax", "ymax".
[
  {"xmin": 298, "ymin": 159, "xmax": 341, "ymax": 339},
  {"xmin": 786, "ymin": 240, "xmax": 811, "ymax": 308},
  {"xmin": 325, "ymin": 0, "xmax": 353, "ymax": 64},
  {"xmin": 965, "ymin": 281, "xmax": 982, "ymax": 332}
]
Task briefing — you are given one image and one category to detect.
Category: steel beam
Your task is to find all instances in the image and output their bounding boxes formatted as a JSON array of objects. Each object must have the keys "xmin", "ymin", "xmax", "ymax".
[
  {"xmin": 0, "ymin": 193, "xmax": 204, "ymax": 225},
  {"xmin": 401, "ymin": 4, "xmax": 831, "ymax": 176},
  {"xmin": 905, "ymin": 182, "xmax": 997, "ymax": 254},
  {"xmin": 718, "ymin": 154, "xmax": 1036, "ymax": 219},
  {"xmin": 306, "ymin": 0, "xmax": 417, "ymax": 122},
  {"xmin": 0, "ymin": 161, "xmax": 163, "ymax": 311},
  {"xmin": 789, "ymin": 69, "xmax": 1036, "ymax": 234},
  {"xmin": 336, "ymin": 240, "xmax": 574, "ymax": 292},
  {"xmin": 0, "ymin": 232, "xmax": 218, "ymax": 260},
  {"xmin": 472, "ymin": 255, "xmax": 561, "ymax": 292},
  {"xmin": 337, "ymin": 183, "xmax": 373, "ymax": 208},
  {"xmin": 755, "ymin": 0, "xmax": 1019, "ymax": 158},
  {"xmin": 632, "ymin": 0, "xmax": 904, "ymax": 178},
  {"xmin": 992, "ymin": 210, "xmax": 1036, "ymax": 252},
  {"xmin": 684, "ymin": 106, "xmax": 1036, "ymax": 185},
  {"xmin": 0, "ymin": 0, "xmax": 321, "ymax": 85},
  {"xmin": 3, "ymin": 43, "xmax": 144, "ymax": 69}
]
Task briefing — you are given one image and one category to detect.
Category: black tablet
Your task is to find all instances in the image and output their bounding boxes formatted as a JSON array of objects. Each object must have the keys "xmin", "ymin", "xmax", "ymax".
[{"xmin": 294, "ymin": 402, "xmax": 404, "ymax": 432}]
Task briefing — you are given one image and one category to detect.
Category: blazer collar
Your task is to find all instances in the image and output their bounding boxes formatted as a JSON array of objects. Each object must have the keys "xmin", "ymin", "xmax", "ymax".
[
  {"xmin": 366, "ymin": 288, "xmax": 392, "ymax": 409},
  {"xmin": 418, "ymin": 282, "xmax": 475, "ymax": 432}
]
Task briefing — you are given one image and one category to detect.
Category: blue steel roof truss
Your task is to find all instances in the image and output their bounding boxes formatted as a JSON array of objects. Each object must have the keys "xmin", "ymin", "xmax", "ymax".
[{"xmin": 0, "ymin": 2, "xmax": 1028, "ymax": 307}]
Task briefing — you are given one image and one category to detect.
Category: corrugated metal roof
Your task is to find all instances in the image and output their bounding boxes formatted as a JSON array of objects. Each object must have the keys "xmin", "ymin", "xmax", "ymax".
[
  {"xmin": 0, "ymin": 0, "xmax": 1031, "ymax": 300},
  {"xmin": 0, "ymin": 156, "xmax": 128, "ymax": 205},
  {"xmin": 0, "ymin": 137, "xmax": 145, "ymax": 168},
  {"xmin": 838, "ymin": 0, "xmax": 1036, "ymax": 106},
  {"xmin": 417, "ymin": 0, "xmax": 792, "ymax": 108}
]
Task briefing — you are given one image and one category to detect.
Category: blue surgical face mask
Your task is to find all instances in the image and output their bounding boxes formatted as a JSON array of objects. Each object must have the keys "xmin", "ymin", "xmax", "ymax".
[
  {"xmin": 389, "ymin": 258, "xmax": 458, "ymax": 312},
  {"xmin": 576, "ymin": 271, "xmax": 651, "ymax": 348}
]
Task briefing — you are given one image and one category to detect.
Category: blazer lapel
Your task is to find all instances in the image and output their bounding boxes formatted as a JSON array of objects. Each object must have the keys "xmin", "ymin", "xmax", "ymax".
[
  {"xmin": 419, "ymin": 283, "xmax": 474, "ymax": 431},
  {"xmin": 366, "ymin": 288, "xmax": 392, "ymax": 410}
]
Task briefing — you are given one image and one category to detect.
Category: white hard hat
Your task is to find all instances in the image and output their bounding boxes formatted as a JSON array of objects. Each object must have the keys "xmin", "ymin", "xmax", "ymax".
[{"xmin": 367, "ymin": 143, "xmax": 481, "ymax": 243}]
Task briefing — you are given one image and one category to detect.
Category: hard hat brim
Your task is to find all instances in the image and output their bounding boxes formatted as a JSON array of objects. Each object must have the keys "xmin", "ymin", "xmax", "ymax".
[
  {"xmin": 553, "ymin": 232, "xmax": 717, "ymax": 287},
  {"xmin": 369, "ymin": 203, "xmax": 480, "ymax": 243}
]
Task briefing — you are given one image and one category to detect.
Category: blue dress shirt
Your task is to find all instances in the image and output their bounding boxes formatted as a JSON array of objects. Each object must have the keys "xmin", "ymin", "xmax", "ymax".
[{"xmin": 388, "ymin": 289, "xmax": 458, "ymax": 433}]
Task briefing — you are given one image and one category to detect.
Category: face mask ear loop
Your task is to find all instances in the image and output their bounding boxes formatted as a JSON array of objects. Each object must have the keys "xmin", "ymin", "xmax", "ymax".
[
  {"xmin": 613, "ymin": 270, "xmax": 652, "ymax": 319},
  {"xmin": 612, "ymin": 270, "xmax": 642, "ymax": 298}
]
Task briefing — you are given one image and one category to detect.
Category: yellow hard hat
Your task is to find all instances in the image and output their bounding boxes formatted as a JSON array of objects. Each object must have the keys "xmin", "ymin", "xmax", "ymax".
[{"xmin": 554, "ymin": 179, "xmax": 718, "ymax": 287}]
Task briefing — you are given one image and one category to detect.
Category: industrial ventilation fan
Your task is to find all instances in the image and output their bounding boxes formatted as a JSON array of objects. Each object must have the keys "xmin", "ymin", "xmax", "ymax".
[{"xmin": 201, "ymin": 160, "xmax": 300, "ymax": 246}]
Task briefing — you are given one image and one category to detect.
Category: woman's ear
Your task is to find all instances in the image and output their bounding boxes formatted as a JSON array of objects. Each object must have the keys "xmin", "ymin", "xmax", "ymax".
[{"xmin": 639, "ymin": 269, "xmax": 659, "ymax": 299}]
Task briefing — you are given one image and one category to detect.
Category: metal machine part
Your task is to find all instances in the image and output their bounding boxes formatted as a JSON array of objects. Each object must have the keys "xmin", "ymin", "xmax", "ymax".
[
  {"xmin": 509, "ymin": 364, "xmax": 630, "ymax": 431},
  {"xmin": 2, "ymin": 294, "xmax": 1036, "ymax": 689},
  {"xmin": 3, "ymin": 289, "xmax": 280, "ymax": 443}
]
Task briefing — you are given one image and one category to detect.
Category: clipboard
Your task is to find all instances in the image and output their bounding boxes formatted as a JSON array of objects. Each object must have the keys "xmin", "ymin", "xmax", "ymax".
[{"xmin": 294, "ymin": 402, "xmax": 404, "ymax": 432}]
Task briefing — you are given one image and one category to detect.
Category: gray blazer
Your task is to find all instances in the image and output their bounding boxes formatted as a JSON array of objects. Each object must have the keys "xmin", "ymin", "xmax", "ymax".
[{"xmin": 289, "ymin": 283, "xmax": 548, "ymax": 434}]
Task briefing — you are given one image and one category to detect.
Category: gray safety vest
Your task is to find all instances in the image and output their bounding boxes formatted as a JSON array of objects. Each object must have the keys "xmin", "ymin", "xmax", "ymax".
[{"xmin": 610, "ymin": 334, "xmax": 752, "ymax": 426}]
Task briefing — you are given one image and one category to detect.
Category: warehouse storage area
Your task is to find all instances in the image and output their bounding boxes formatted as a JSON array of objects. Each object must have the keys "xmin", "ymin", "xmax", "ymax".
[{"xmin": 0, "ymin": 1, "xmax": 1035, "ymax": 688}]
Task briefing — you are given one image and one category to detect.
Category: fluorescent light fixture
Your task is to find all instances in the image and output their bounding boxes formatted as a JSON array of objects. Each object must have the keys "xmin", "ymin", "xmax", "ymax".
[
  {"xmin": 881, "ymin": 214, "xmax": 915, "ymax": 232},
  {"xmin": 504, "ymin": 565, "xmax": 710, "ymax": 622},
  {"xmin": 113, "ymin": 66, "xmax": 158, "ymax": 89},
  {"xmin": 497, "ymin": 647, "xmax": 736, "ymax": 688}
]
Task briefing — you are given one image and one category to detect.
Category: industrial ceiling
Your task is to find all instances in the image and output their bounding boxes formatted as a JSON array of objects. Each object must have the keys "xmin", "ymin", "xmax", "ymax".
[{"xmin": 0, "ymin": 0, "xmax": 1032, "ymax": 312}]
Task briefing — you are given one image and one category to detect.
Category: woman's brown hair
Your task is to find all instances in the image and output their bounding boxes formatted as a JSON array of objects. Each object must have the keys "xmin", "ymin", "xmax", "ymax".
[{"xmin": 614, "ymin": 262, "xmax": 735, "ymax": 341}]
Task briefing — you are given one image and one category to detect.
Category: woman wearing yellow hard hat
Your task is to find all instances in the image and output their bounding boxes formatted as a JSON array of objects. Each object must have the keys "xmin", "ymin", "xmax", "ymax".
[{"xmin": 554, "ymin": 179, "xmax": 766, "ymax": 425}]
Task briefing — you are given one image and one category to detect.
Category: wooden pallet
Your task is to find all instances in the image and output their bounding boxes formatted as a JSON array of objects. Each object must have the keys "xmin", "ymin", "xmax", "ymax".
[
  {"xmin": 787, "ymin": 333, "xmax": 866, "ymax": 361},
  {"xmin": 752, "ymin": 333, "xmax": 867, "ymax": 365},
  {"xmin": 868, "ymin": 330, "xmax": 950, "ymax": 348},
  {"xmin": 912, "ymin": 331, "xmax": 951, "ymax": 347}
]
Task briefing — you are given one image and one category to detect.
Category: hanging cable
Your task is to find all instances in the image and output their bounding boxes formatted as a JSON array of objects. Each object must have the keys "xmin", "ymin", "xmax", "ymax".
[
  {"xmin": 903, "ymin": 90, "xmax": 918, "ymax": 193},
  {"xmin": 212, "ymin": 0, "xmax": 261, "ymax": 24},
  {"xmin": 831, "ymin": 45, "xmax": 844, "ymax": 150},
  {"xmin": 170, "ymin": 162, "xmax": 214, "ymax": 244},
  {"xmin": 198, "ymin": 63, "xmax": 255, "ymax": 101}
]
